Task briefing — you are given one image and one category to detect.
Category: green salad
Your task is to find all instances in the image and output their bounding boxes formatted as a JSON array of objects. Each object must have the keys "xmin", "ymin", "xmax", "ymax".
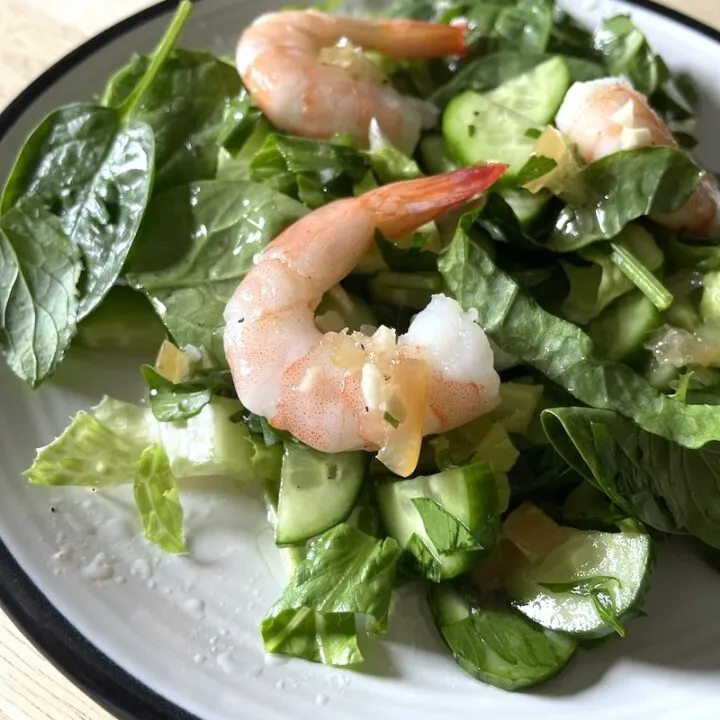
[{"xmin": 5, "ymin": 0, "xmax": 720, "ymax": 691}]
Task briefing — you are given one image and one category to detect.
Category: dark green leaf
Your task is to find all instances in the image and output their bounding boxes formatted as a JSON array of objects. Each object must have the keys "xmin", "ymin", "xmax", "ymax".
[
  {"xmin": 102, "ymin": 50, "xmax": 249, "ymax": 191},
  {"xmin": 1, "ymin": 105, "xmax": 154, "ymax": 318},
  {"xmin": 250, "ymin": 134, "xmax": 368, "ymax": 208},
  {"xmin": 515, "ymin": 156, "xmax": 557, "ymax": 186},
  {"xmin": 0, "ymin": 200, "xmax": 81, "ymax": 386},
  {"xmin": 141, "ymin": 365, "xmax": 233, "ymax": 422},
  {"xmin": 412, "ymin": 498, "xmax": 483, "ymax": 554},
  {"xmin": 541, "ymin": 406, "xmax": 720, "ymax": 549},
  {"xmin": 439, "ymin": 217, "xmax": 720, "ymax": 450},
  {"xmin": 127, "ymin": 180, "xmax": 306, "ymax": 364},
  {"xmin": 550, "ymin": 147, "xmax": 703, "ymax": 251},
  {"xmin": 593, "ymin": 15, "xmax": 664, "ymax": 96},
  {"xmin": 261, "ymin": 524, "xmax": 401, "ymax": 664}
]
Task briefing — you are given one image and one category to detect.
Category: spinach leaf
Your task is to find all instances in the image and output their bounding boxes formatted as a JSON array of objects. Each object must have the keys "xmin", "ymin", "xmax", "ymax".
[
  {"xmin": 101, "ymin": 50, "xmax": 248, "ymax": 191},
  {"xmin": 134, "ymin": 444, "xmax": 186, "ymax": 554},
  {"xmin": 1, "ymin": 106, "xmax": 154, "ymax": 319},
  {"xmin": 439, "ymin": 216, "xmax": 720, "ymax": 450},
  {"xmin": 0, "ymin": 200, "xmax": 81, "ymax": 386},
  {"xmin": 250, "ymin": 134, "xmax": 368, "ymax": 208},
  {"xmin": 141, "ymin": 365, "xmax": 233, "ymax": 422},
  {"xmin": 542, "ymin": 406, "xmax": 720, "ymax": 548},
  {"xmin": 261, "ymin": 524, "xmax": 401, "ymax": 665},
  {"xmin": 483, "ymin": 0, "xmax": 554, "ymax": 53},
  {"xmin": 1, "ymin": 1, "xmax": 193, "ymax": 320},
  {"xmin": 128, "ymin": 180, "xmax": 306, "ymax": 364},
  {"xmin": 549, "ymin": 147, "xmax": 703, "ymax": 251},
  {"xmin": 412, "ymin": 498, "xmax": 483, "ymax": 554},
  {"xmin": 593, "ymin": 15, "xmax": 664, "ymax": 96}
]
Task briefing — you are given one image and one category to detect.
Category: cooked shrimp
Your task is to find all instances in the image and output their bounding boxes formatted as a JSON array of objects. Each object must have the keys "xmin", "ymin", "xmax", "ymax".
[
  {"xmin": 236, "ymin": 10, "xmax": 466, "ymax": 154},
  {"xmin": 556, "ymin": 77, "xmax": 720, "ymax": 238},
  {"xmin": 224, "ymin": 166, "xmax": 506, "ymax": 477}
]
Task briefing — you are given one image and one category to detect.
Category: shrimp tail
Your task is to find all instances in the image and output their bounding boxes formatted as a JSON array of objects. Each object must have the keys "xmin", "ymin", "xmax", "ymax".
[
  {"xmin": 371, "ymin": 19, "xmax": 468, "ymax": 59},
  {"xmin": 365, "ymin": 164, "xmax": 508, "ymax": 238}
]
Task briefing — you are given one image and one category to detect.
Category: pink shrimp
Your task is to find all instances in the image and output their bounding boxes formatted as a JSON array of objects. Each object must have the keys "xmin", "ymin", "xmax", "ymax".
[
  {"xmin": 235, "ymin": 10, "xmax": 466, "ymax": 154},
  {"xmin": 223, "ymin": 166, "xmax": 506, "ymax": 477},
  {"xmin": 556, "ymin": 77, "xmax": 720, "ymax": 238}
]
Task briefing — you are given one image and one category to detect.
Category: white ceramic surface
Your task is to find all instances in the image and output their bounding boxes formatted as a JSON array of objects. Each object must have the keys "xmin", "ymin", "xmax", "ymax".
[{"xmin": 2, "ymin": 1, "xmax": 720, "ymax": 718}]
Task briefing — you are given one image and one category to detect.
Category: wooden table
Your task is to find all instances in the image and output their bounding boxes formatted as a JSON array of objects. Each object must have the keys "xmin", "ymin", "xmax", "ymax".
[{"xmin": 0, "ymin": 0, "xmax": 717, "ymax": 718}]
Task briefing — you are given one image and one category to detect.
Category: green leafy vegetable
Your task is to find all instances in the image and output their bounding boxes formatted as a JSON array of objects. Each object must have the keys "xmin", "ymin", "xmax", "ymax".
[
  {"xmin": 593, "ymin": 15, "xmax": 664, "ymax": 96},
  {"xmin": 429, "ymin": 583, "xmax": 577, "ymax": 691},
  {"xmin": 439, "ymin": 215, "xmax": 720, "ymax": 449},
  {"xmin": 550, "ymin": 148, "xmax": 703, "ymax": 251},
  {"xmin": 101, "ymin": 49, "xmax": 248, "ymax": 192},
  {"xmin": 0, "ymin": 200, "xmax": 81, "ymax": 386},
  {"xmin": 542, "ymin": 406, "xmax": 720, "ymax": 548},
  {"xmin": 250, "ymin": 133, "xmax": 368, "ymax": 207},
  {"xmin": 134, "ymin": 444, "xmax": 186, "ymax": 554},
  {"xmin": 261, "ymin": 524, "xmax": 401, "ymax": 664},
  {"xmin": 412, "ymin": 498, "xmax": 482, "ymax": 554},
  {"xmin": 141, "ymin": 365, "xmax": 233, "ymax": 422},
  {"xmin": 26, "ymin": 397, "xmax": 155, "ymax": 487},
  {"xmin": 128, "ymin": 180, "xmax": 306, "ymax": 363},
  {"xmin": 540, "ymin": 575, "xmax": 625, "ymax": 636}
]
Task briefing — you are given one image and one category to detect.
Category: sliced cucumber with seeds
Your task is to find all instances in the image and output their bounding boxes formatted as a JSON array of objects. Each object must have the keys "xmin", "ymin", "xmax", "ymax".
[
  {"xmin": 376, "ymin": 462, "xmax": 498, "ymax": 581},
  {"xmin": 505, "ymin": 528, "xmax": 654, "ymax": 639},
  {"xmin": 275, "ymin": 442, "xmax": 367, "ymax": 546},
  {"xmin": 485, "ymin": 56, "xmax": 571, "ymax": 124},
  {"xmin": 443, "ymin": 93, "xmax": 538, "ymax": 177},
  {"xmin": 429, "ymin": 583, "xmax": 577, "ymax": 691}
]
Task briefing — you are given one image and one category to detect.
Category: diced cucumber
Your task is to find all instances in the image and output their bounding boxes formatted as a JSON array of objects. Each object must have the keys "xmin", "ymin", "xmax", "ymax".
[
  {"xmin": 501, "ymin": 188, "xmax": 551, "ymax": 227},
  {"xmin": 588, "ymin": 291, "xmax": 661, "ymax": 362},
  {"xmin": 275, "ymin": 442, "xmax": 366, "ymax": 546},
  {"xmin": 505, "ymin": 528, "xmax": 653, "ymax": 639},
  {"xmin": 701, "ymin": 270, "xmax": 720, "ymax": 322},
  {"xmin": 443, "ymin": 92, "xmax": 537, "ymax": 177},
  {"xmin": 485, "ymin": 56, "xmax": 571, "ymax": 124},
  {"xmin": 158, "ymin": 397, "xmax": 276, "ymax": 481},
  {"xmin": 376, "ymin": 462, "xmax": 498, "ymax": 581},
  {"xmin": 419, "ymin": 134, "xmax": 458, "ymax": 175},
  {"xmin": 429, "ymin": 583, "xmax": 577, "ymax": 691}
]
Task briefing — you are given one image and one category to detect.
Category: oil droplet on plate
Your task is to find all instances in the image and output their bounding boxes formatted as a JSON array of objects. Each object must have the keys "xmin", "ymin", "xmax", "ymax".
[
  {"xmin": 181, "ymin": 597, "xmax": 206, "ymax": 621},
  {"xmin": 315, "ymin": 694, "xmax": 329, "ymax": 707},
  {"xmin": 81, "ymin": 552, "xmax": 113, "ymax": 581}
]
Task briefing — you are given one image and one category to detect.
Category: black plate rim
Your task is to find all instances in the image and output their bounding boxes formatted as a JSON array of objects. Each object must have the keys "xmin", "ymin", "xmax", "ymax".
[{"xmin": 0, "ymin": 1, "xmax": 719, "ymax": 719}]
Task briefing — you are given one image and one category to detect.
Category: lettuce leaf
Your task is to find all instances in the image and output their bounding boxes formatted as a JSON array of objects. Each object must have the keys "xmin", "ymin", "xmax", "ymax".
[
  {"xmin": 134, "ymin": 445, "xmax": 186, "ymax": 554},
  {"xmin": 261, "ymin": 524, "xmax": 401, "ymax": 665},
  {"xmin": 439, "ymin": 215, "xmax": 720, "ymax": 450}
]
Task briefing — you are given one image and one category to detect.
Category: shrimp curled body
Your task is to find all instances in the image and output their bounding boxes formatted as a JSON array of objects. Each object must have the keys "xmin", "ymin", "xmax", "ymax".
[
  {"xmin": 556, "ymin": 77, "xmax": 720, "ymax": 238},
  {"xmin": 224, "ymin": 167, "xmax": 506, "ymax": 476},
  {"xmin": 236, "ymin": 10, "xmax": 466, "ymax": 154}
]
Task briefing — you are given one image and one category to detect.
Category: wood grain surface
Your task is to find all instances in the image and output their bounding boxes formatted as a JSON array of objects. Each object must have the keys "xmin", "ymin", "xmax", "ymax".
[{"xmin": 0, "ymin": 1, "xmax": 717, "ymax": 718}]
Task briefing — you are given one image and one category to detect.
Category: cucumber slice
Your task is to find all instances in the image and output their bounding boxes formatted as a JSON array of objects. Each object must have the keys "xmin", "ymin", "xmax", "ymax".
[
  {"xmin": 443, "ymin": 92, "xmax": 537, "ymax": 177},
  {"xmin": 275, "ymin": 443, "xmax": 366, "ymax": 546},
  {"xmin": 501, "ymin": 188, "xmax": 551, "ymax": 227},
  {"xmin": 505, "ymin": 528, "xmax": 653, "ymax": 639},
  {"xmin": 376, "ymin": 462, "xmax": 498, "ymax": 581},
  {"xmin": 485, "ymin": 56, "xmax": 572, "ymax": 124},
  {"xmin": 419, "ymin": 134, "xmax": 458, "ymax": 175},
  {"xmin": 588, "ymin": 291, "xmax": 661, "ymax": 362},
  {"xmin": 429, "ymin": 583, "xmax": 577, "ymax": 691}
]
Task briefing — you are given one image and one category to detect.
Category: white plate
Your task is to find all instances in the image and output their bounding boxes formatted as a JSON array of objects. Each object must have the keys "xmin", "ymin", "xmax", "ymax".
[{"xmin": 2, "ymin": 1, "xmax": 720, "ymax": 718}]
